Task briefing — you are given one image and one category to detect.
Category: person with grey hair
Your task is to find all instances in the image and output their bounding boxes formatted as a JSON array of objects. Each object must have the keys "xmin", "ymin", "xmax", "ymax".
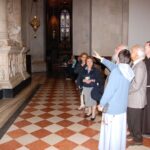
[{"xmin": 127, "ymin": 45, "xmax": 147, "ymax": 145}]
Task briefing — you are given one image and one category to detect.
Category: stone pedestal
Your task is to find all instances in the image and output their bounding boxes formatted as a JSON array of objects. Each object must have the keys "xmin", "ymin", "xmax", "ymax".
[
  {"xmin": 0, "ymin": 46, "xmax": 30, "ymax": 98},
  {"xmin": 0, "ymin": 47, "xmax": 23, "ymax": 89},
  {"xmin": 0, "ymin": 0, "xmax": 30, "ymax": 98}
]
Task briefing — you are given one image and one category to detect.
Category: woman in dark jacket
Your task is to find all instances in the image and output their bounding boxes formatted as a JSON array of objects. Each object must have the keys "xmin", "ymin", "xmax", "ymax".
[
  {"xmin": 77, "ymin": 56, "xmax": 103, "ymax": 120},
  {"xmin": 74, "ymin": 53, "xmax": 88, "ymax": 110}
]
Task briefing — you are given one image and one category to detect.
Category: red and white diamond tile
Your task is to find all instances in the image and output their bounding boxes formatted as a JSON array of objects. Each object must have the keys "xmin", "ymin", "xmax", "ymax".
[{"xmin": 0, "ymin": 78, "xmax": 150, "ymax": 150}]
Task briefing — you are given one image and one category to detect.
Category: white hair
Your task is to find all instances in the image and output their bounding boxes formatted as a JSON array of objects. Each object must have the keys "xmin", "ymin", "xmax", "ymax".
[{"xmin": 137, "ymin": 47, "xmax": 145, "ymax": 58}]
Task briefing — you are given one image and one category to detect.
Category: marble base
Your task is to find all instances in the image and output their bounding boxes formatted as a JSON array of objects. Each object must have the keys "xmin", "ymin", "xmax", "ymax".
[
  {"xmin": 0, "ymin": 90, "xmax": 2, "ymax": 99},
  {"xmin": 2, "ymin": 77, "xmax": 31, "ymax": 98}
]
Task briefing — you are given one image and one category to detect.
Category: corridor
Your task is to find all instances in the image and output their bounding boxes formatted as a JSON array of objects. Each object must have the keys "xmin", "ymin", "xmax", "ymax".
[{"xmin": 0, "ymin": 77, "xmax": 149, "ymax": 150}]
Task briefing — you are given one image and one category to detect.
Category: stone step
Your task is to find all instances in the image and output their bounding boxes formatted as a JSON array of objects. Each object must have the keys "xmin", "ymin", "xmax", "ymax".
[{"xmin": 0, "ymin": 82, "xmax": 40, "ymax": 137}]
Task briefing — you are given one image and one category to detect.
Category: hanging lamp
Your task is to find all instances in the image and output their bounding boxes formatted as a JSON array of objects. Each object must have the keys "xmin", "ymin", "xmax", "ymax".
[{"xmin": 30, "ymin": 0, "xmax": 40, "ymax": 38}]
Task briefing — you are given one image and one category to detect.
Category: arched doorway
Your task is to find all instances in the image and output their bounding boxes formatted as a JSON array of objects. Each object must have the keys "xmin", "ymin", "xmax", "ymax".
[{"xmin": 46, "ymin": 0, "xmax": 72, "ymax": 76}]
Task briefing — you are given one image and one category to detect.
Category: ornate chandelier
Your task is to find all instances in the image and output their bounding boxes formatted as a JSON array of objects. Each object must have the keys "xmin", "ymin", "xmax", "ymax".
[{"xmin": 30, "ymin": 0, "xmax": 40, "ymax": 38}]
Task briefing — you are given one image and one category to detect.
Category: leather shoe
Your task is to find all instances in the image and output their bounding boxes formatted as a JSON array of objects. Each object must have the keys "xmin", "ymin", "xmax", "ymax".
[
  {"xmin": 84, "ymin": 113, "xmax": 92, "ymax": 118},
  {"xmin": 91, "ymin": 117, "xmax": 95, "ymax": 121}
]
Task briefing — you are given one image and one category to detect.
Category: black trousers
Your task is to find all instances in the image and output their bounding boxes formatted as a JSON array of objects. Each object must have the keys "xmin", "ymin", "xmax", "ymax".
[{"xmin": 127, "ymin": 107, "xmax": 143, "ymax": 142}]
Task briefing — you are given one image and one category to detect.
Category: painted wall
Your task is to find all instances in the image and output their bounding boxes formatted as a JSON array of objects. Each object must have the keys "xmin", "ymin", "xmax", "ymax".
[
  {"xmin": 21, "ymin": 0, "xmax": 46, "ymax": 72},
  {"xmin": 73, "ymin": 0, "xmax": 128, "ymax": 56},
  {"xmin": 92, "ymin": 0, "xmax": 121, "ymax": 56},
  {"xmin": 92, "ymin": 0, "xmax": 128, "ymax": 56},
  {"xmin": 73, "ymin": 0, "xmax": 90, "ymax": 55},
  {"xmin": 128, "ymin": 0, "xmax": 150, "ymax": 48}
]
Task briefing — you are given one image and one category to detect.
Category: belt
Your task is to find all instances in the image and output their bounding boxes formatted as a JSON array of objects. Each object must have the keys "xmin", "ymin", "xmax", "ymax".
[{"xmin": 147, "ymin": 85, "xmax": 150, "ymax": 87}]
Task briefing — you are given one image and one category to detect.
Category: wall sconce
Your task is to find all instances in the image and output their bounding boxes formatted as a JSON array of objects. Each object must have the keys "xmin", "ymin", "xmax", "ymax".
[{"xmin": 30, "ymin": 0, "xmax": 40, "ymax": 38}]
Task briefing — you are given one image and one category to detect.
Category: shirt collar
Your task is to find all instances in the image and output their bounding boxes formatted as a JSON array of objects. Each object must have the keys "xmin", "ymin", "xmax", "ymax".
[{"xmin": 133, "ymin": 57, "xmax": 144, "ymax": 66}]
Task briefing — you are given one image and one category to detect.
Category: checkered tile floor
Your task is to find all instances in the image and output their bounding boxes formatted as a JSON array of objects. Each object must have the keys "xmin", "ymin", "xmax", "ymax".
[{"xmin": 0, "ymin": 78, "xmax": 150, "ymax": 150}]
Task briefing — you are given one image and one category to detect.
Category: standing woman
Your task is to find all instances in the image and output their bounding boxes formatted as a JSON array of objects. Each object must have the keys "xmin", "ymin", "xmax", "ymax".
[
  {"xmin": 93, "ymin": 50, "xmax": 134, "ymax": 150},
  {"xmin": 77, "ymin": 56, "xmax": 103, "ymax": 120},
  {"xmin": 74, "ymin": 53, "xmax": 88, "ymax": 110}
]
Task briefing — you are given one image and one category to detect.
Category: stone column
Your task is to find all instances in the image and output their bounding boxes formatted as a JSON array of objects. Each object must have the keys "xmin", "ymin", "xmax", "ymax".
[
  {"xmin": 14, "ymin": 0, "xmax": 22, "ymax": 44},
  {"xmin": 0, "ymin": 0, "xmax": 8, "ymax": 46},
  {"xmin": 7, "ymin": 0, "xmax": 22, "ymax": 46}
]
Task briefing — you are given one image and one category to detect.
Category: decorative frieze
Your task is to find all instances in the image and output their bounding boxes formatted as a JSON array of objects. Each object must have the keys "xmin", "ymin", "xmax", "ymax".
[
  {"xmin": 19, "ymin": 47, "xmax": 30, "ymax": 80},
  {"xmin": 0, "ymin": 46, "xmax": 29, "ymax": 89}
]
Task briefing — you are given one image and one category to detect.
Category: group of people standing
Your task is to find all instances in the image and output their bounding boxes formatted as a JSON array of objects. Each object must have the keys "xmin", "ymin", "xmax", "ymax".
[{"xmin": 71, "ymin": 41, "xmax": 150, "ymax": 150}]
